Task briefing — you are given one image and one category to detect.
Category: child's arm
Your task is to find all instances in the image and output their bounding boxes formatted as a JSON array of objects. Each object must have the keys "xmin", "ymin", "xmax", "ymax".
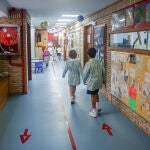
[
  {"xmin": 83, "ymin": 63, "xmax": 90, "ymax": 84},
  {"xmin": 62, "ymin": 62, "xmax": 68, "ymax": 78}
]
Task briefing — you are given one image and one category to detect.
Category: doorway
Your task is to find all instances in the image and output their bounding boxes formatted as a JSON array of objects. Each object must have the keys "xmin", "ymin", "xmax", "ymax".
[{"xmin": 84, "ymin": 24, "xmax": 93, "ymax": 65}]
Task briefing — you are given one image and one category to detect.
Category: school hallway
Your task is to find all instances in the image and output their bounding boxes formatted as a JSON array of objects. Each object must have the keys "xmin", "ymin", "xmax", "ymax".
[{"xmin": 0, "ymin": 61, "xmax": 150, "ymax": 150}]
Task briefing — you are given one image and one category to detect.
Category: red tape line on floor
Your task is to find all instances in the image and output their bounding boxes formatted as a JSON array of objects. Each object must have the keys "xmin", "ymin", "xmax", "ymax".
[
  {"xmin": 52, "ymin": 63, "xmax": 76, "ymax": 150},
  {"xmin": 62, "ymin": 104, "xmax": 76, "ymax": 150}
]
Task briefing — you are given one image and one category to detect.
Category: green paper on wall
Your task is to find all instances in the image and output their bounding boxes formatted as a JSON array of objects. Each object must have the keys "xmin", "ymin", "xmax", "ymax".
[{"xmin": 128, "ymin": 97, "xmax": 136, "ymax": 110}]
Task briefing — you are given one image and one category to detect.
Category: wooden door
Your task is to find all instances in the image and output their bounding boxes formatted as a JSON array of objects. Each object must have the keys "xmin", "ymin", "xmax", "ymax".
[{"xmin": 84, "ymin": 25, "xmax": 93, "ymax": 64}]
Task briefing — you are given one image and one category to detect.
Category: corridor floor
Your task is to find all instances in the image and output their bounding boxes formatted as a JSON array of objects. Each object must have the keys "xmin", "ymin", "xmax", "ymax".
[{"xmin": 0, "ymin": 61, "xmax": 150, "ymax": 150}]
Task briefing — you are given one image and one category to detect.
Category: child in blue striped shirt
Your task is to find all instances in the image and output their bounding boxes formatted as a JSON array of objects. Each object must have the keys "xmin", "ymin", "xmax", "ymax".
[
  {"xmin": 62, "ymin": 50, "xmax": 82, "ymax": 104},
  {"xmin": 83, "ymin": 48, "xmax": 105, "ymax": 117}
]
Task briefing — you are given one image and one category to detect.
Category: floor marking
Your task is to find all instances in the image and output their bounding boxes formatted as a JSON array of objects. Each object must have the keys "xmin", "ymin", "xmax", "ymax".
[
  {"xmin": 20, "ymin": 129, "xmax": 31, "ymax": 144},
  {"xmin": 102, "ymin": 123, "xmax": 113, "ymax": 136},
  {"xmin": 52, "ymin": 63, "xmax": 76, "ymax": 150},
  {"xmin": 61, "ymin": 104, "xmax": 76, "ymax": 150}
]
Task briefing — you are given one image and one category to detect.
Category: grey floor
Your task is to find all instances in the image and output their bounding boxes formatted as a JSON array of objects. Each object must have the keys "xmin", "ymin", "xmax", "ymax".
[{"xmin": 0, "ymin": 60, "xmax": 150, "ymax": 150}]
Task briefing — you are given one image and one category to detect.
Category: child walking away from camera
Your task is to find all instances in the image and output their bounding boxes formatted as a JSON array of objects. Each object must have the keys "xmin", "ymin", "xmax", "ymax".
[
  {"xmin": 83, "ymin": 48, "xmax": 105, "ymax": 118},
  {"xmin": 62, "ymin": 50, "xmax": 82, "ymax": 104}
]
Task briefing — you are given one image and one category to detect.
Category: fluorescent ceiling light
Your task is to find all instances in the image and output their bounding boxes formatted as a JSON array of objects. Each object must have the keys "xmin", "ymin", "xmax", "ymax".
[
  {"xmin": 58, "ymin": 19, "xmax": 72, "ymax": 22},
  {"xmin": 56, "ymin": 22, "xmax": 67, "ymax": 25},
  {"xmin": 62, "ymin": 14, "xmax": 78, "ymax": 17}
]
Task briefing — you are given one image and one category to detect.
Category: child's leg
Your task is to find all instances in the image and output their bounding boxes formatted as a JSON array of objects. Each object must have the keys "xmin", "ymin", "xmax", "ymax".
[
  {"xmin": 70, "ymin": 86, "xmax": 76, "ymax": 97},
  {"xmin": 89, "ymin": 94, "xmax": 97, "ymax": 117},
  {"xmin": 91, "ymin": 94, "xmax": 97, "ymax": 109},
  {"xmin": 73, "ymin": 86, "xmax": 76, "ymax": 97},
  {"xmin": 95, "ymin": 92, "xmax": 101, "ymax": 111},
  {"xmin": 70, "ymin": 86, "xmax": 76, "ymax": 104}
]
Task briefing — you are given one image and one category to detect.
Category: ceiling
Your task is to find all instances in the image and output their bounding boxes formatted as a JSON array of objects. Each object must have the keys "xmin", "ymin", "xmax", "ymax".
[{"xmin": 4, "ymin": 0, "xmax": 120, "ymax": 29}]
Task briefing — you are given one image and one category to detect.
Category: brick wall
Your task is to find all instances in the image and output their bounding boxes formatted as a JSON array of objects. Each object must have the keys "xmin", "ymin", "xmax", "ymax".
[
  {"xmin": 66, "ymin": 0, "xmax": 150, "ymax": 136},
  {"xmin": 0, "ymin": 9, "xmax": 30, "ymax": 94}
]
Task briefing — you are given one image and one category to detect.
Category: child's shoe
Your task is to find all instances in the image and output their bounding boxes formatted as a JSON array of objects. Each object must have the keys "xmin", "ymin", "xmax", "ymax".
[{"xmin": 89, "ymin": 109, "xmax": 97, "ymax": 118}]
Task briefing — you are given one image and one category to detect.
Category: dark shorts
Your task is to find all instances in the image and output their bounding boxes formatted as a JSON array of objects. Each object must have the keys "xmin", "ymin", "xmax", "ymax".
[{"xmin": 87, "ymin": 89, "xmax": 99, "ymax": 95}]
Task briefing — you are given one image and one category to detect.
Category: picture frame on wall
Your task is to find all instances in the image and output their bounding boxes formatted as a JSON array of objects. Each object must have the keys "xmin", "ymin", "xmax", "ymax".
[
  {"xmin": 94, "ymin": 24, "xmax": 105, "ymax": 61},
  {"xmin": 146, "ymin": 2, "xmax": 150, "ymax": 22},
  {"xmin": 0, "ymin": 24, "xmax": 20, "ymax": 56},
  {"xmin": 134, "ymin": 2, "xmax": 145, "ymax": 27},
  {"xmin": 111, "ymin": 10, "xmax": 125, "ymax": 31},
  {"xmin": 126, "ymin": 7, "xmax": 134, "ymax": 27}
]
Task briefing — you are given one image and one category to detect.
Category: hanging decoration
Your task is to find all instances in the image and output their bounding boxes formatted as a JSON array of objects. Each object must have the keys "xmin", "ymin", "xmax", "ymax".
[{"xmin": 77, "ymin": 15, "xmax": 84, "ymax": 22}]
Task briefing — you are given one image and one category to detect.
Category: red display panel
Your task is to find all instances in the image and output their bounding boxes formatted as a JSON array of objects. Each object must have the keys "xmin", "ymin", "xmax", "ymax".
[{"xmin": 0, "ymin": 24, "xmax": 20, "ymax": 56}]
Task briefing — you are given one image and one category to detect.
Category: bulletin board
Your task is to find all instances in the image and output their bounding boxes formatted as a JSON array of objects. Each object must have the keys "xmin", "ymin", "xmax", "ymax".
[{"xmin": 111, "ymin": 51, "xmax": 150, "ymax": 121}]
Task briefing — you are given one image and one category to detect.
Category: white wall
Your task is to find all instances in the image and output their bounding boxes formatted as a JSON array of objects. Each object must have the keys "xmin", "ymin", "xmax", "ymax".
[
  {"xmin": 0, "ymin": 0, "xmax": 10, "ymax": 16},
  {"xmin": 31, "ymin": 26, "xmax": 35, "ymax": 59}
]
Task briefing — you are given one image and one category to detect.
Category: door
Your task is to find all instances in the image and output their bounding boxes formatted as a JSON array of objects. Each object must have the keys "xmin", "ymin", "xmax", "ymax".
[{"xmin": 84, "ymin": 24, "xmax": 93, "ymax": 65}]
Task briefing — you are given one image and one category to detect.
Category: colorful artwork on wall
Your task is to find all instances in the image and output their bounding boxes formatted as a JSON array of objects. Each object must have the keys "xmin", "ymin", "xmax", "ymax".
[
  {"xmin": 111, "ymin": 51, "xmax": 150, "ymax": 121},
  {"xmin": 35, "ymin": 29, "xmax": 48, "ymax": 47},
  {"xmin": 126, "ymin": 7, "xmax": 134, "ymax": 26},
  {"xmin": 94, "ymin": 24, "xmax": 105, "ymax": 60},
  {"xmin": 146, "ymin": 2, "xmax": 150, "ymax": 21},
  {"xmin": 111, "ymin": 10, "xmax": 125, "ymax": 31},
  {"xmin": 0, "ymin": 24, "xmax": 20, "ymax": 55},
  {"xmin": 134, "ymin": 4, "xmax": 145, "ymax": 24},
  {"xmin": 110, "ymin": 31, "xmax": 149, "ymax": 50}
]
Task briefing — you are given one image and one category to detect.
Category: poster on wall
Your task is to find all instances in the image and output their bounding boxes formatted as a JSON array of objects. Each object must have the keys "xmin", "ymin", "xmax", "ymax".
[
  {"xmin": 35, "ymin": 29, "xmax": 48, "ymax": 47},
  {"xmin": 134, "ymin": 4, "xmax": 145, "ymax": 24},
  {"xmin": 111, "ymin": 10, "xmax": 125, "ymax": 31},
  {"xmin": 126, "ymin": 7, "xmax": 134, "ymax": 26},
  {"xmin": 146, "ymin": 2, "xmax": 150, "ymax": 21},
  {"xmin": 94, "ymin": 24, "xmax": 105, "ymax": 61},
  {"xmin": 0, "ymin": 24, "xmax": 20, "ymax": 55},
  {"xmin": 111, "ymin": 51, "xmax": 150, "ymax": 121}
]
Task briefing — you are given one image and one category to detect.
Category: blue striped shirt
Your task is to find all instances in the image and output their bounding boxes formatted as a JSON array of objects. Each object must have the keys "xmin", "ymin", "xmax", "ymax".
[
  {"xmin": 83, "ymin": 58, "xmax": 105, "ymax": 91},
  {"xmin": 62, "ymin": 59, "xmax": 82, "ymax": 86}
]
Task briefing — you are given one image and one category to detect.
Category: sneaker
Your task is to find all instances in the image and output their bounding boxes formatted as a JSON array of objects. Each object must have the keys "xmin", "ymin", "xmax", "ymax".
[{"xmin": 89, "ymin": 110, "xmax": 97, "ymax": 118}]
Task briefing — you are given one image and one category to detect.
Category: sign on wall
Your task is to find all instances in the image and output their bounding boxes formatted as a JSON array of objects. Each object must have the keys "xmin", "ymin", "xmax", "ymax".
[
  {"xmin": 111, "ymin": 51, "xmax": 150, "ymax": 121},
  {"xmin": 94, "ymin": 24, "xmax": 105, "ymax": 61},
  {"xmin": 35, "ymin": 29, "xmax": 48, "ymax": 47},
  {"xmin": 0, "ymin": 24, "xmax": 20, "ymax": 55}
]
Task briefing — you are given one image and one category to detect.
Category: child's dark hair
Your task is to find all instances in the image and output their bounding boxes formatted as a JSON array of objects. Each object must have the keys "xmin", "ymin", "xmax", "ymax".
[
  {"xmin": 87, "ymin": 48, "xmax": 96, "ymax": 58},
  {"xmin": 69, "ymin": 50, "xmax": 77, "ymax": 59}
]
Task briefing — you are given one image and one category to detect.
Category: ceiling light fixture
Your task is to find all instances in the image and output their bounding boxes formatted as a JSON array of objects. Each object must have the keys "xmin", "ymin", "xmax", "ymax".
[
  {"xmin": 56, "ymin": 22, "xmax": 67, "ymax": 25},
  {"xmin": 58, "ymin": 19, "xmax": 72, "ymax": 22},
  {"xmin": 62, "ymin": 14, "xmax": 78, "ymax": 17}
]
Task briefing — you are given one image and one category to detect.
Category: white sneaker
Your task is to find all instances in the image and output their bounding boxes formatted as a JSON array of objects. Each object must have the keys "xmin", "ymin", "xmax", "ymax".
[{"xmin": 89, "ymin": 110, "xmax": 97, "ymax": 118}]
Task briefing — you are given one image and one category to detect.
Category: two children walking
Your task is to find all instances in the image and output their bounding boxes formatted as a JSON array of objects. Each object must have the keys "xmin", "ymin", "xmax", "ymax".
[{"xmin": 62, "ymin": 48, "xmax": 105, "ymax": 118}]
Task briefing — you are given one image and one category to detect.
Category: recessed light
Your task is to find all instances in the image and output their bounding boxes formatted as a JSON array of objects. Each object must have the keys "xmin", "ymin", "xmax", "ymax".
[
  {"xmin": 62, "ymin": 14, "xmax": 78, "ymax": 17},
  {"xmin": 58, "ymin": 19, "xmax": 72, "ymax": 22},
  {"xmin": 56, "ymin": 22, "xmax": 67, "ymax": 25}
]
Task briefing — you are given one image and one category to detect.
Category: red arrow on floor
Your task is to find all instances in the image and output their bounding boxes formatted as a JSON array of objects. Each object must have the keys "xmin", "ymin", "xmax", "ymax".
[
  {"xmin": 20, "ymin": 129, "xmax": 31, "ymax": 144},
  {"xmin": 102, "ymin": 123, "xmax": 113, "ymax": 136}
]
